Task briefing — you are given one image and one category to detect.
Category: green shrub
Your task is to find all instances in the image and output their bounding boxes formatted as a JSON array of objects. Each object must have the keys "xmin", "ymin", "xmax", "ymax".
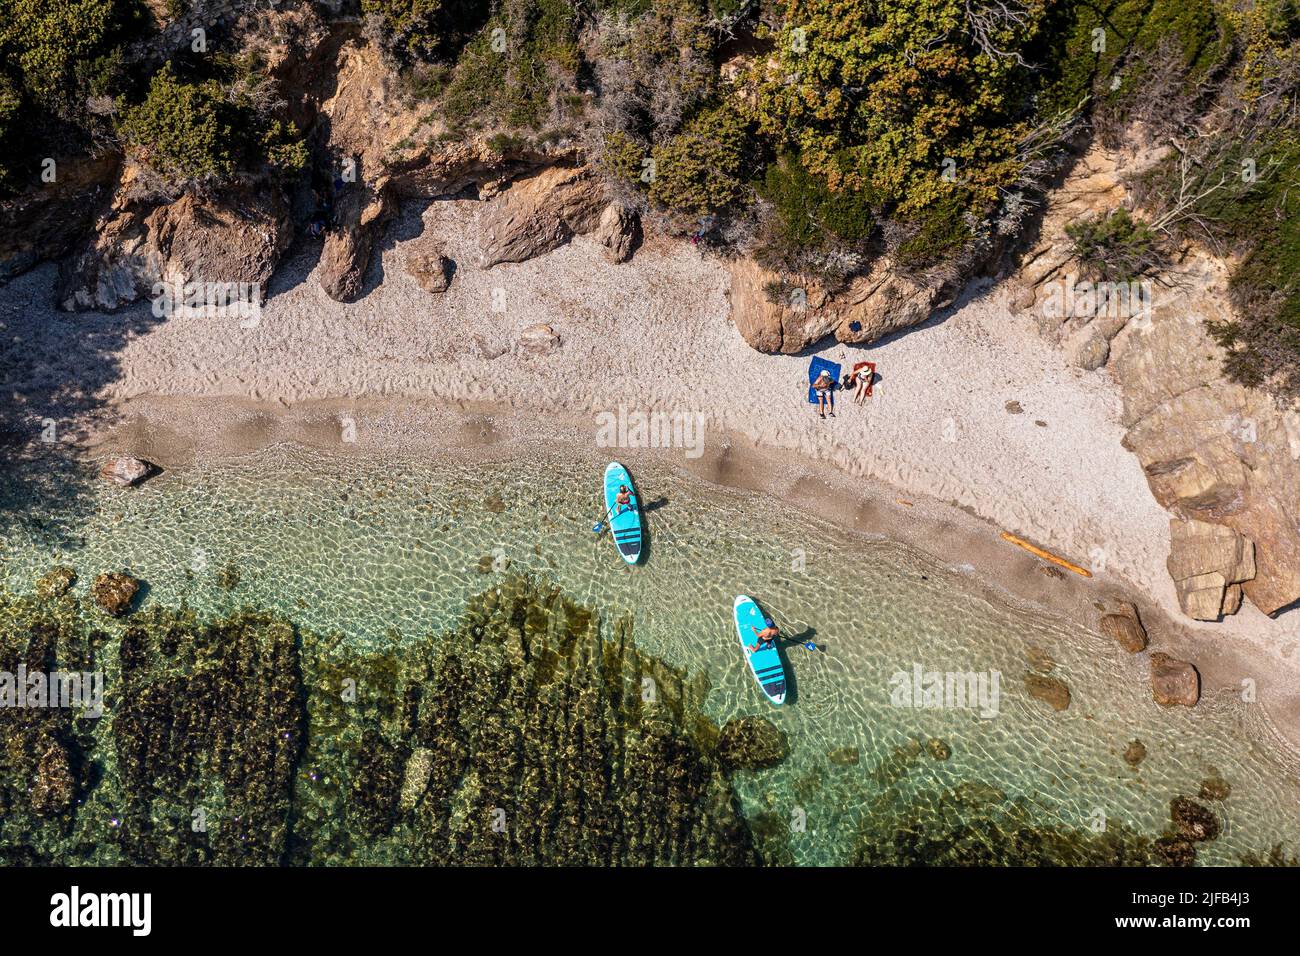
[
  {"xmin": 119, "ymin": 64, "xmax": 240, "ymax": 182},
  {"xmin": 895, "ymin": 194, "xmax": 975, "ymax": 268},
  {"xmin": 647, "ymin": 102, "xmax": 751, "ymax": 214},
  {"xmin": 1065, "ymin": 208, "xmax": 1161, "ymax": 282}
]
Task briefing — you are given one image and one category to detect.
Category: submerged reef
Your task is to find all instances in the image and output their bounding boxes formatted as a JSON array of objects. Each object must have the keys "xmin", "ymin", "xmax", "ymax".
[{"xmin": 0, "ymin": 574, "xmax": 767, "ymax": 865}]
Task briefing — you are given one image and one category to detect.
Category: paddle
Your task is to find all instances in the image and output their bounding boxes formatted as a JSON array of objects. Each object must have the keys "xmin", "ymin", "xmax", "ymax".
[{"xmin": 591, "ymin": 503, "xmax": 617, "ymax": 534}]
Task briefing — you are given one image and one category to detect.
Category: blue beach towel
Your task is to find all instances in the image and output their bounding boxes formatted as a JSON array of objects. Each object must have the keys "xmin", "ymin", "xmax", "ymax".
[{"xmin": 807, "ymin": 356, "xmax": 841, "ymax": 403}]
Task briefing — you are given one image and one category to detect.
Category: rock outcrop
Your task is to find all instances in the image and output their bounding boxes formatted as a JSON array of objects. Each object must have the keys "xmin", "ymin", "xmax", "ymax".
[
  {"xmin": 729, "ymin": 256, "xmax": 941, "ymax": 354},
  {"xmin": 1166, "ymin": 518, "xmax": 1256, "ymax": 621},
  {"xmin": 478, "ymin": 164, "xmax": 606, "ymax": 267},
  {"xmin": 1010, "ymin": 142, "xmax": 1300, "ymax": 618},
  {"xmin": 0, "ymin": 153, "xmax": 120, "ymax": 285},
  {"xmin": 57, "ymin": 175, "xmax": 290, "ymax": 312},
  {"xmin": 1149, "ymin": 652, "xmax": 1200, "ymax": 707}
]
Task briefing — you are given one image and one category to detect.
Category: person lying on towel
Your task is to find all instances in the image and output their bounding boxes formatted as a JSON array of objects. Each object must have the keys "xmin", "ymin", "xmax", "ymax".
[{"xmin": 812, "ymin": 370, "xmax": 836, "ymax": 418}]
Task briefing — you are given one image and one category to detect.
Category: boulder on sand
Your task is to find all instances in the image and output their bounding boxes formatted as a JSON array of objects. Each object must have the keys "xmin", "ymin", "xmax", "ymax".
[
  {"xmin": 92, "ymin": 571, "xmax": 140, "ymax": 616},
  {"xmin": 595, "ymin": 201, "xmax": 640, "ymax": 263},
  {"xmin": 518, "ymin": 323, "xmax": 560, "ymax": 354},
  {"xmin": 100, "ymin": 455, "xmax": 156, "ymax": 487},
  {"xmin": 1150, "ymin": 652, "xmax": 1200, "ymax": 707},
  {"xmin": 406, "ymin": 250, "xmax": 453, "ymax": 293}
]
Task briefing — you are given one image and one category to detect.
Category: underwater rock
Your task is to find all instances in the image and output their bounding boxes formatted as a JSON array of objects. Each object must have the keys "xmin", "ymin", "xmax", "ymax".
[
  {"xmin": 1154, "ymin": 835, "xmax": 1198, "ymax": 867},
  {"xmin": 214, "ymin": 562, "xmax": 241, "ymax": 591},
  {"xmin": 1024, "ymin": 673, "xmax": 1071, "ymax": 711},
  {"xmin": 99, "ymin": 455, "xmax": 156, "ymax": 487},
  {"xmin": 1171, "ymin": 797, "xmax": 1221, "ymax": 842},
  {"xmin": 35, "ymin": 566, "xmax": 76, "ymax": 600},
  {"xmin": 926, "ymin": 738, "xmax": 952, "ymax": 761},
  {"xmin": 30, "ymin": 740, "xmax": 75, "ymax": 816},
  {"xmin": 828, "ymin": 746, "xmax": 860, "ymax": 766},
  {"xmin": 1150, "ymin": 653, "xmax": 1200, "ymax": 707},
  {"xmin": 92, "ymin": 572, "xmax": 139, "ymax": 616},
  {"xmin": 1100, "ymin": 604, "xmax": 1148, "ymax": 653},
  {"xmin": 1199, "ymin": 769, "xmax": 1231, "ymax": 801},
  {"xmin": 951, "ymin": 781, "xmax": 1006, "ymax": 808},
  {"xmin": 717, "ymin": 717, "xmax": 790, "ymax": 771},
  {"xmin": 399, "ymin": 748, "xmax": 434, "ymax": 812},
  {"xmin": 1026, "ymin": 645, "xmax": 1056, "ymax": 672},
  {"xmin": 483, "ymin": 493, "xmax": 507, "ymax": 513},
  {"xmin": 1124, "ymin": 739, "xmax": 1147, "ymax": 767}
]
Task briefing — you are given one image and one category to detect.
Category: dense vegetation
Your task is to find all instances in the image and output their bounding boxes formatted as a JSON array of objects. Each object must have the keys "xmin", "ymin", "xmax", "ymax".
[{"xmin": 2, "ymin": 0, "xmax": 1296, "ymax": 391}]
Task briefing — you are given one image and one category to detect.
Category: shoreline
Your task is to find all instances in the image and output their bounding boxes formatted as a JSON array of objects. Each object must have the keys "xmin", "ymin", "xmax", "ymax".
[{"xmin": 86, "ymin": 391, "xmax": 1300, "ymax": 752}]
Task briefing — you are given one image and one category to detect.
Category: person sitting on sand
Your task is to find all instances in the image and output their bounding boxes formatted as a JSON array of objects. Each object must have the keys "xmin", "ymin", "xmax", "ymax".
[
  {"xmin": 852, "ymin": 361, "xmax": 876, "ymax": 405},
  {"xmin": 613, "ymin": 484, "xmax": 633, "ymax": 516},
  {"xmin": 812, "ymin": 370, "xmax": 836, "ymax": 418},
  {"xmin": 748, "ymin": 619, "xmax": 780, "ymax": 652}
]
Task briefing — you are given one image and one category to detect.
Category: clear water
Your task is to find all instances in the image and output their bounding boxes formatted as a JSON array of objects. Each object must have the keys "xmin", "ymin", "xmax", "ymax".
[{"xmin": 2, "ymin": 443, "xmax": 1298, "ymax": 865}]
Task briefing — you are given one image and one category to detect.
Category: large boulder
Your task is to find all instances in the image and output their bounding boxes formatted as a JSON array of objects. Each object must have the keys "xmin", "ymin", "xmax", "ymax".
[
  {"xmin": 729, "ymin": 256, "xmax": 941, "ymax": 354},
  {"xmin": 478, "ymin": 165, "xmax": 606, "ymax": 267},
  {"xmin": 1166, "ymin": 519, "xmax": 1255, "ymax": 620},
  {"xmin": 319, "ymin": 185, "xmax": 391, "ymax": 301},
  {"xmin": 1150, "ymin": 652, "xmax": 1200, "ymax": 707},
  {"xmin": 57, "ymin": 178, "xmax": 291, "ymax": 312}
]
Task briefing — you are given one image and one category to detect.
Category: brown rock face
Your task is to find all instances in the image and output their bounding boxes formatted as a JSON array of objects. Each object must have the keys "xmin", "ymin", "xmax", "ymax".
[
  {"xmin": 1024, "ymin": 673, "xmax": 1071, "ymax": 711},
  {"xmin": 595, "ymin": 202, "xmax": 640, "ymax": 263},
  {"xmin": 319, "ymin": 186, "xmax": 391, "ymax": 302},
  {"xmin": 1010, "ymin": 141, "xmax": 1300, "ymax": 618},
  {"xmin": 1099, "ymin": 604, "xmax": 1148, "ymax": 652},
  {"xmin": 92, "ymin": 572, "xmax": 140, "ymax": 616},
  {"xmin": 0, "ymin": 153, "xmax": 120, "ymax": 284},
  {"xmin": 479, "ymin": 165, "xmax": 606, "ymax": 267},
  {"xmin": 729, "ymin": 256, "xmax": 940, "ymax": 354},
  {"xmin": 57, "ymin": 181, "xmax": 290, "ymax": 312},
  {"xmin": 1166, "ymin": 519, "xmax": 1256, "ymax": 621},
  {"xmin": 1149, "ymin": 652, "xmax": 1200, "ymax": 707}
]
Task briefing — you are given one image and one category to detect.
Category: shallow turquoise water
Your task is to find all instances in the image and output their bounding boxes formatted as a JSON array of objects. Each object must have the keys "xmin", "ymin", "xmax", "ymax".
[{"xmin": 2, "ymin": 443, "xmax": 1298, "ymax": 864}]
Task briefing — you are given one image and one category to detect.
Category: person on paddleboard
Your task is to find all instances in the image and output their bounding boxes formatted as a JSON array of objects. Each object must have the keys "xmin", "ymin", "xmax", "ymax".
[
  {"xmin": 748, "ymin": 618, "xmax": 780, "ymax": 652},
  {"xmin": 613, "ymin": 484, "xmax": 633, "ymax": 516}
]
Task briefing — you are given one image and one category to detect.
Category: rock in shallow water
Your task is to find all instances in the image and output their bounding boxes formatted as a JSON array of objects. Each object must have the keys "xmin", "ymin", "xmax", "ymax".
[
  {"xmin": 717, "ymin": 716, "xmax": 790, "ymax": 770},
  {"xmin": 1100, "ymin": 603, "xmax": 1147, "ymax": 653},
  {"xmin": 35, "ymin": 566, "xmax": 76, "ymax": 600},
  {"xmin": 1150, "ymin": 652, "xmax": 1200, "ymax": 707},
  {"xmin": 1171, "ymin": 796, "xmax": 1221, "ymax": 842},
  {"xmin": 1024, "ymin": 673, "xmax": 1071, "ymax": 711},
  {"xmin": 92, "ymin": 571, "xmax": 139, "ymax": 616},
  {"xmin": 99, "ymin": 456, "xmax": 156, "ymax": 487}
]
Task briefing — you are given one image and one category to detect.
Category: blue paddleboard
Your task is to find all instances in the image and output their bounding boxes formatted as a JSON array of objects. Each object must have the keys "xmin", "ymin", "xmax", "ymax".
[
  {"xmin": 603, "ymin": 461, "xmax": 642, "ymax": 564},
  {"xmin": 734, "ymin": 595, "xmax": 786, "ymax": 705}
]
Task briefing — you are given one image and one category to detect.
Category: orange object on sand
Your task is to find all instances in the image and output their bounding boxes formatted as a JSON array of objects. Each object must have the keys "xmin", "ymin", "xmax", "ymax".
[
  {"xmin": 999, "ymin": 532, "xmax": 1093, "ymax": 577},
  {"xmin": 851, "ymin": 361, "xmax": 877, "ymax": 396}
]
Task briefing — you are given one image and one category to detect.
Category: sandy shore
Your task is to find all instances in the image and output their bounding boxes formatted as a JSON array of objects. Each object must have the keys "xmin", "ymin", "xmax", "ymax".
[{"xmin": 2, "ymin": 196, "xmax": 1297, "ymax": 734}]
